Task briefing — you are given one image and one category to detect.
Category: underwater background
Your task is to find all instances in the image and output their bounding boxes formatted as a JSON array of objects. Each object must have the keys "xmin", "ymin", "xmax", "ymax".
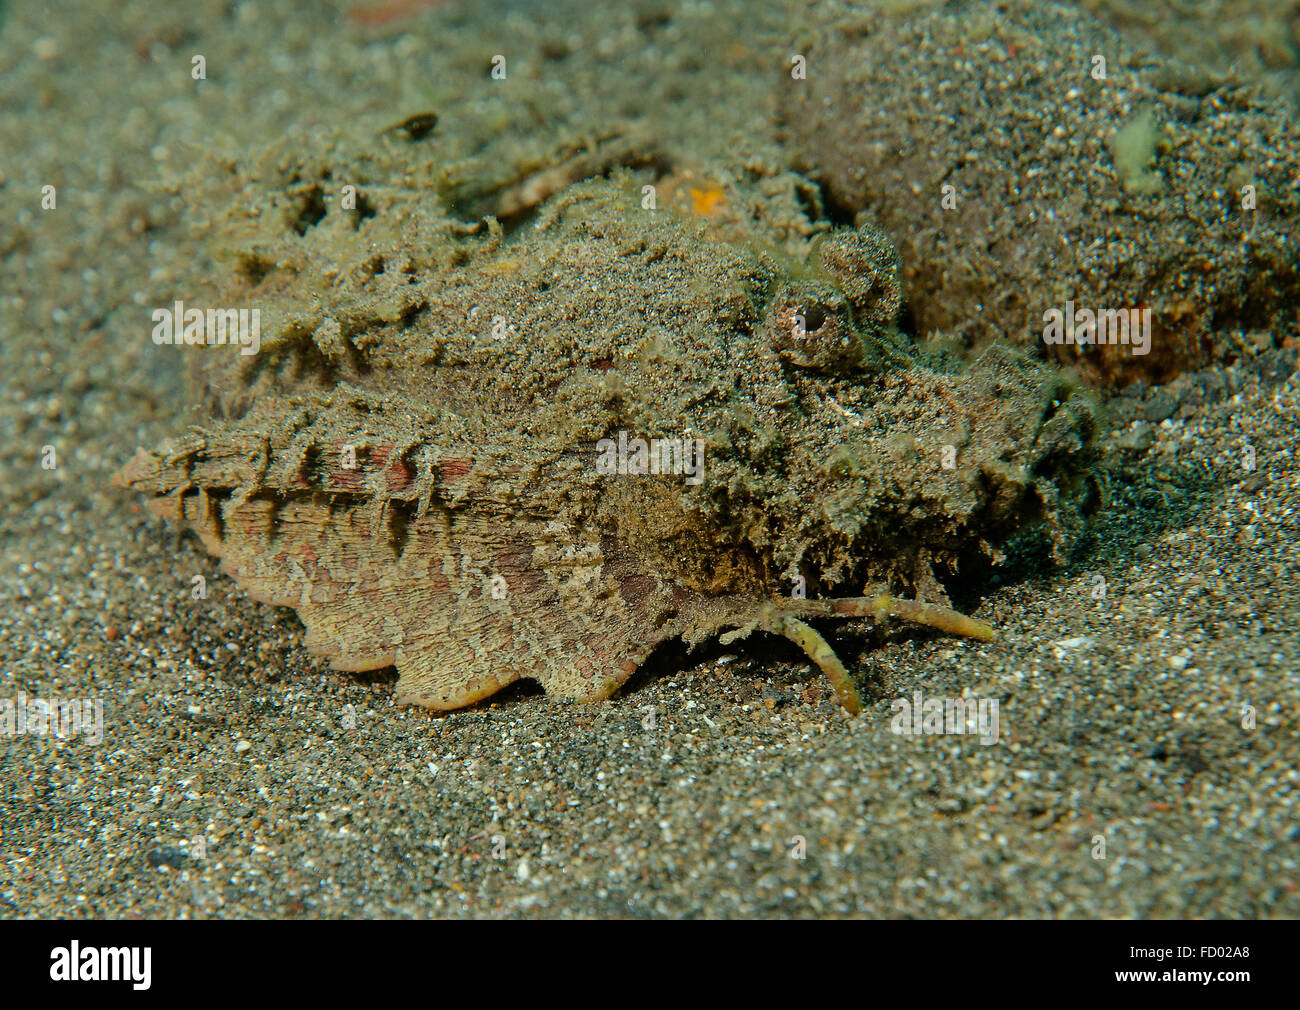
[{"xmin": 1, "ymin": 0, "xmax": 1298, "ymax": 917}]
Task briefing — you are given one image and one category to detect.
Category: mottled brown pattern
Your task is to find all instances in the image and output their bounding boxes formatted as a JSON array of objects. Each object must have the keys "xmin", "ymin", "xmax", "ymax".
[{"xmin": 114, "ymin": 147, "xmax": 1098, "ymax": 711}]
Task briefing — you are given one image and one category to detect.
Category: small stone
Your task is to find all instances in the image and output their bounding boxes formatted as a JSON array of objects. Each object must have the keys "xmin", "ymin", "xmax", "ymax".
[
  {"xmin": 145, "ymin": 846, "xmax": 187, "ymax": 870},
  {"xmin": 1142, "ymin": 392, "xmax": 1179, "ymax": 422},
  {"xmin": 1116, "ymin": 422, "xmax": 1155, "ymax": 452}
]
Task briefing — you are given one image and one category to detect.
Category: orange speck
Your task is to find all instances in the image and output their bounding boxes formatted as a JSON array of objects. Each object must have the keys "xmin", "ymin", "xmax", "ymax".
[
  {"xmin": 347, "ymin": 0, "xmax": 449, "ymax": 28},
  {"xmin": 690, "ymin": 185, "xmax": 726, "ymax": 217}
]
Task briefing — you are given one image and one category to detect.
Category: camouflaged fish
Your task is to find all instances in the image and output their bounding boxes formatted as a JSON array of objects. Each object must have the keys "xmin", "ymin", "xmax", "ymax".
[{"xmin": 115, "ymin": 136, "xmax": 1096, "ymax": 714}]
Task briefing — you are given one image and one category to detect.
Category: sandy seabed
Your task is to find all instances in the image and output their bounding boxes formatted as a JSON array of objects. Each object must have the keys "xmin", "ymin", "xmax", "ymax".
[{"xmin": 1, "ymin": 0, "xmax": 1298, "ymax": 918}]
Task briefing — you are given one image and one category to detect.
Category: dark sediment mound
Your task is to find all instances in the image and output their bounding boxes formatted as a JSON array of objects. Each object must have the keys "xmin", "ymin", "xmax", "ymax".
[{"xmin": 780, "ymin": 0, "xmax": 1300, "ymax": 386}]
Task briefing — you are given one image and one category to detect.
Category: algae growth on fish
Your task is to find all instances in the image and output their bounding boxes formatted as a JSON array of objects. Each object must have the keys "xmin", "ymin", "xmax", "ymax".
[{"xmin": 114, "ymin": 129, "xmax": 1098, "ymax": 712}]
